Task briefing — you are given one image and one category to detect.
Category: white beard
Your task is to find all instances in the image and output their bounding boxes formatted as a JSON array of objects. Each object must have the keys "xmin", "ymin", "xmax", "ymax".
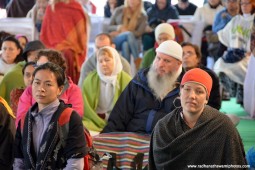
[{"xmin": 147, "ymin": 66, "xmax": 181, "ymax": 100}]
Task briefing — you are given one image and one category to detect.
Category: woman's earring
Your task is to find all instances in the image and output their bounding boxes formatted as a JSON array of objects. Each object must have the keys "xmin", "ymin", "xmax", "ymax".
[{"xmin": 173, "ymin": 97, "xmax": 181, "ymax": 108}]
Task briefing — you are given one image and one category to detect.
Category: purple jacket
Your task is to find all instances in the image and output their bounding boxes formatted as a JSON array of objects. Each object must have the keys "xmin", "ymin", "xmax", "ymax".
[{"xmin": 16, "ymin": 77, "xmax": 83, "ymax": 127}]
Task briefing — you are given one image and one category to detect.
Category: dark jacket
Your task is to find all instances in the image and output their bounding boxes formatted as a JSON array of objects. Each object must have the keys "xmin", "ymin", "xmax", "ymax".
[
  {"xmin": 6, "ymin": 0, "xmax": 35, "ymax": 17},
  {"xmin": 14, "ymin": 101, "xmax": 86, "ymax": 169},
  {"xmin": 200, "ymin": 65, "xmax": 221, "ymax": 110},
  {"xmin": 102, "ymin": 68, "xmax": 183, "ymax": 134},
  {"xmin": 174, "ymin": 2, "xmax": 197, "ymax": 15},
  {"xmin": 0, "ymin": 103, "xmax": 15, "ymax": 170},
  {"xmin": 147, "ymin": 0, "xmax": 179, "ymax": 28}
]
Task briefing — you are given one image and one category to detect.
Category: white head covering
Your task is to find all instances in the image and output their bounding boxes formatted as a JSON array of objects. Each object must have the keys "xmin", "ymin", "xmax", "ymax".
[
  {"xmin": 96, "ymin": 46, "xmax": 123, "ymax": 115},
  {"xmin": 96, "ymin": 46, "xmax": 123, "ymax": 80},
  {"xmin": 156, "ymin": 40, "xmax": 183, "ymax": 61},
  {"xmin": 155, "ymin": 23, "xmax": 175, "ymax": 42}
]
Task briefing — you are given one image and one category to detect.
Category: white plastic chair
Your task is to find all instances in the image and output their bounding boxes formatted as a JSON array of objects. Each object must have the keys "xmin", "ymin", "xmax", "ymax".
[{"xmin": 0, "ymin": 17, "xmax": 38, "ymax": 41}]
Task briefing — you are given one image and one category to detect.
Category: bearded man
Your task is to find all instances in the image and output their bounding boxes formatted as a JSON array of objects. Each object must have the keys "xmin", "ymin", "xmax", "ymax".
[{"xmin": 102, "ymin": 40, "xmax": 183, "ymax": 134}]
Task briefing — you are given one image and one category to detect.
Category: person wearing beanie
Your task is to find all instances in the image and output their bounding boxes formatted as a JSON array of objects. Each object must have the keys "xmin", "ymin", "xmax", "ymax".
[
  {"xmin": 154, "ymin": 23, "xmax": 175, "ymax": 42},
  {"xmin": 0, "ymin": 40, "xmax": 45, "ymax": 104},
  {"xmin": 149, "ymin": 68, "xmax": 247, "ymax": 169},
  {"xmin": 102, "ymin": 40, "xmax": 184, "ymax": 134},
  {"xmin": 140, "ymin": 23, "xmax": 175, "ymax": 69},
  {"xmin": 181, "ymin": 42, "xmax": 221, "ymax": 110},
  {"xmin": 181, "ymin": 68, "xmax": 212, "ymax": 98},
  {"xmin": 22, "ymin": 40, "xmax": 45, "ymax": 62}
]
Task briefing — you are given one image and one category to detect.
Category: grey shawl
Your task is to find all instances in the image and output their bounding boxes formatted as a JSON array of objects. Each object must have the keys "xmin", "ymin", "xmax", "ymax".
[{"xmin": 149, "ymin": 105, "xmax": 247, "ymax": 170}]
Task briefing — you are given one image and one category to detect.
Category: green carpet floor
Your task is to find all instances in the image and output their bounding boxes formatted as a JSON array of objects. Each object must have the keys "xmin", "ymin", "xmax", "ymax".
[{"xmin": 220, "ymin": 98, "xmax": 255, "ymax": 152}]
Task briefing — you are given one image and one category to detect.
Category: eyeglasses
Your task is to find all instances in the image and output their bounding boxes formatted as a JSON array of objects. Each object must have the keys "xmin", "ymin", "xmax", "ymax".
[
  {"xmin": 226, "ymin": 0, "xmax": 238, "ymax": 3},
  {"xmin": 183, "ymin": 51, "xmax": 195, "ymax": 57},
  {"xmin": 33, "ymin": 62, "xmax": 46, "ymax": 68},
  {"xmin": 240, "ymin": 2, "xmax": 251, "ymax": 6}
]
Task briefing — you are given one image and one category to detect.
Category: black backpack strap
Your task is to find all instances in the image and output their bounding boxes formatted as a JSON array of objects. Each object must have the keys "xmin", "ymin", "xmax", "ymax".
[
  {"xmin": 52, "ymin": 108, "xmax": 73, "ymax": 160},
  {"xmin": 179, "ymin": 24, "xmax": 192, "ymax": 38}
]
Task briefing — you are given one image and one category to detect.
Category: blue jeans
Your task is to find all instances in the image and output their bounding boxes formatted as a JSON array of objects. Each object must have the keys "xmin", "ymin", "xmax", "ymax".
[{"xmin": 113, "ymin": 31, "xmax": 139, "ymax": 62}]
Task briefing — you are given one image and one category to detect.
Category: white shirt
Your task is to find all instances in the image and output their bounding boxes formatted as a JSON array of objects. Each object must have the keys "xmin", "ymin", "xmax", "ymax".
[
  {"xmin": 193, "ymin": 3, "xmax": 224, "ymax": 27},
  {"xmin": 0, "ymin": 58, "xmax": 16, "ymax": 75}
]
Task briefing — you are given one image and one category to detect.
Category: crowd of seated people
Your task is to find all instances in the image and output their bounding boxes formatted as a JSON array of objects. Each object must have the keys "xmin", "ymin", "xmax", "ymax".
[
  {"xmin": 0, "ymin": 0, "xmax": 255, "ymax": 169},
  {"xmin": 16, "ymin": 49, "xmax": 84, "ymax": 127}
]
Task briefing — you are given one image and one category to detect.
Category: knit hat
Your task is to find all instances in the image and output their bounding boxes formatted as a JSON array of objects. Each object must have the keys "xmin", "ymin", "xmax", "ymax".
[
  {"xmin": 181, "ymin": 68, "xmax": 213, "ymax": 98},
  {"xmin": 23, "ymin": 40, "xmax": 45, "ymax": 61},
  {"xmin": 155, "ymin": 23, "xmax": 175, "ymax": 42},
  {"xmin": 156, "ymin": 40, "xmax": 183, "ymax": 61}
]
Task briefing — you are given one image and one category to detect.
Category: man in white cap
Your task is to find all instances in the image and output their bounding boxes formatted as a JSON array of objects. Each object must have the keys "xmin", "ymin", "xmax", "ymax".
[
  {"xmin": 140, "ymin": 23, "xmax": 175, "ymax": 69},
  {"xmin": 102, "ymin": 40, "xmax": 183, "ymax": 134}
]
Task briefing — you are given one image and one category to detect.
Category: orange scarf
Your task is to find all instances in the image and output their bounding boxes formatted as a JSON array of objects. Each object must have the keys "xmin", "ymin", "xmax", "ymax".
[
  {"xmin": 0, "ymin": 97, "xmax": 15, "ymax": 119},
  {"xmin": 40, "ymin": 0, "xmax": 88, "ymax": 70}
]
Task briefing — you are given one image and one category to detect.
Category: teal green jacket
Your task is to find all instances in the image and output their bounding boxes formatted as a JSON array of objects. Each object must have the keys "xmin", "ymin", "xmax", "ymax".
[{"xmin": 140, "ymin": 48, "xmax": 156, "ymax": 69}]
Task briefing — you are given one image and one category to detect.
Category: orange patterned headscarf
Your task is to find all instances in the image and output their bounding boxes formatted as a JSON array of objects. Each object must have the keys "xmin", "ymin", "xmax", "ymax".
[{"xmin": 0, "ymin": 97, "xmax": 15, "ymax": 119}]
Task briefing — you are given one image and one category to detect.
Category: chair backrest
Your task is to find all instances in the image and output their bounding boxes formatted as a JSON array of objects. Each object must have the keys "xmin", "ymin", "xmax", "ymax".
[{"xmin": 0, "ymin": 17, "xmax": 38, "ymax": 41}]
